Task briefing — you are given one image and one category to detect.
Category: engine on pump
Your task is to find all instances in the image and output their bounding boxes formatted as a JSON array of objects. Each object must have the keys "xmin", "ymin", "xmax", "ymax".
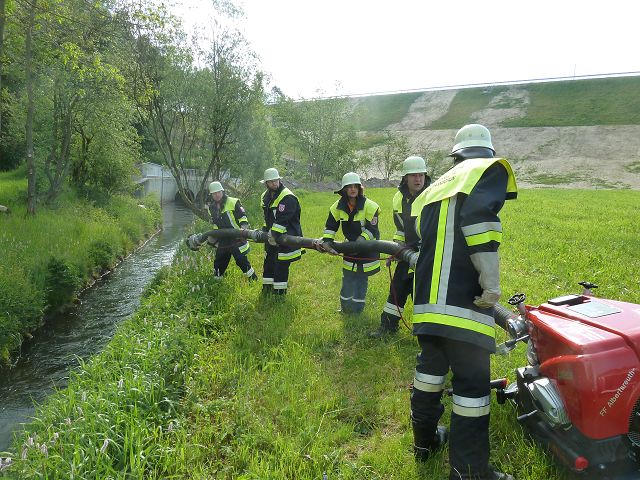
[{"xmin": 494, "ymin": 284, "xmax": 640, "ymax": 478}]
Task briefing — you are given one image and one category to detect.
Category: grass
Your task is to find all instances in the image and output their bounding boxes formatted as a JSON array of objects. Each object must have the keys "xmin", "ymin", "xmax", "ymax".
[
  {"xmin": 3, "ymin": 188, "xmax": 640, "ymax": 479},
  {"xmin": 349, "ymin": 76, "xmax": 640, "ymax": 132},
  {"xmin": 428, "ymin": 87, "xmax": 506, "ymax": 130},
  {"xmin": 501, "ymin": 77, "xmax": 640, "ymax": 127},
  {"xmin": 0, "ymin": 169, "xmax": 161, "ymax": 363},
  {"xmin": 352, "ymin": 92, "xmax": 423, "ymax": 131}
]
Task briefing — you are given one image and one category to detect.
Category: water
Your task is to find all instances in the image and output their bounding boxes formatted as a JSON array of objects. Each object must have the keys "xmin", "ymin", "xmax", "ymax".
[{"xmin": 0, "ymin": 203, "xmax": 194, "ymax": 452}]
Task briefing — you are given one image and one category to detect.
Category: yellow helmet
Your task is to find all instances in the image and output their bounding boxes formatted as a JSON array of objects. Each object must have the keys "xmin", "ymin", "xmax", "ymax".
[
  {"xmin": 450, "ymin": 124, "xmax": 494, "ymax": 155},
  {"xmin": 208, "ymin": 181, "xmax": 224, "ymax": 194}
]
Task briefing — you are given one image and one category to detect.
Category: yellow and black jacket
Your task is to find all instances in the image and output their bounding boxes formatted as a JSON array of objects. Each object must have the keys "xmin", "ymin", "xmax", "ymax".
[
  {"xmin": 208, "ymin": 195, "xmax": 250, "ymax": 253},
  {"xmin": 261, "ymin": 184, "xmax": 304, "ymax": 262},
  {"xmin": 323, "ymin": 195, "xmax": 381, "ymax": 275},
  {"xmin": 411, "ymin": 158, "xmax": 517, "ymax": 352},
  {"xmin": 392, "ymin": 181, "xmax": 428, "ymax": 250}
]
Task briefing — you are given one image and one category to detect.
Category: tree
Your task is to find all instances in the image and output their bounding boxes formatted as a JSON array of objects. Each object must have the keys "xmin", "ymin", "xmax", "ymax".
[
  {"xmin": 370, "ymin": 130, "xmax": 410, "ymax": 180},
  {"xmin": 272, "ymin": 91, "xmax": 357, "ymax": 182},
  {"xmin": 127, "ymin": 4, "xmax": 271, "ymax": 220}
]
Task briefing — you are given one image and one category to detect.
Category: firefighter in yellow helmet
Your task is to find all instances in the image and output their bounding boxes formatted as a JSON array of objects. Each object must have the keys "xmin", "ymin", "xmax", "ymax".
[
  {"xmin": 317, "ymin": 172, "xmax": 380, "ymax": 314},
  {"xmin": 260, "ymin": 168, "xmax": 304, "ymax": 296},
  {"xmin": 409, "ymin": 125, "xmax": 517, "ymax": 480},
  {"xmin": 206, "ymin": 181, "xmax": 257, "ymax": 281},
  {"xmin": 370, "ymin": 155, "xmax": 430, "ymax": 337}
]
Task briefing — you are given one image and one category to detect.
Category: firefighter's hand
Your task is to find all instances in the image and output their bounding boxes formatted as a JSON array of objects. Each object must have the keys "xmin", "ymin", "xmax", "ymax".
[
  {"xmin": 474, "ymin": 290, "xmax": 501, "ymax": 309},
  {"xmin": 206, "ymin": 235, "xmax": 218, "ymax": 248},
  {"xmin": 186, "ymin": 234, "xmax": 203, "ymax": 251},
  {"xmin": 320, "ymin": 240, "xmax": 338, "ymax": 255},
  {"xmin": 267, "ymin": 232, "xmax": 278, "ymax": 246}
]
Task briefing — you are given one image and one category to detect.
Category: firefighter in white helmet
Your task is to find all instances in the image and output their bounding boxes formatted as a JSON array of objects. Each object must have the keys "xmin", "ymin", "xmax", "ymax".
[
  {"xmin": 260, "ymin": 168, "xmax": 304, "ymax": 296},
  {"xmin": 206, "ymin": 181, "xmax": 257, "ymax": 281},
  {"xmin": 317, "ymin": 172, "xmax": 380, "ymax": 314},
  {"xmin": 409, "ymin": 124, "xmax": 517, "ymax": 480},
  {"xmin": 369, "ymin": 155, "xmax": 430, "ymax": 337}
]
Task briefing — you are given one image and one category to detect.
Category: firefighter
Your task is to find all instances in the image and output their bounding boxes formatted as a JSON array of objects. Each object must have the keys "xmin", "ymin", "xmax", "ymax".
[
  {"xmin": 318, "ymin": 172, "xmax": 380, "ymax": 314},
  {"xmin": 260, "ymin": 168, "xmax": 303, "ymax": 296},
  {"xmin": 206, "ymin": 181, "xmax": 258, "ymax": 281},
  {"xmin": 369, "ymin": 155, "xmax": 431, "ymax": 338},
  {"xmin": 409, "ymin": 124, "xmax": 517, "ymax": 480}
]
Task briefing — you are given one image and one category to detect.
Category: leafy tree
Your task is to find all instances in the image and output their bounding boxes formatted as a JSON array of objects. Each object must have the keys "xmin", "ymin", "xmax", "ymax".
[
  {"xmin": 368, "ymin": 130, "xmax": 410, "ymax": 180},
  {"xmin": 272, "ymin": 91, "xmax": 358, "ymax": 182},
  {"xmin": 127, "ymin": 4, "xmax": 272, "ymax": 220}
]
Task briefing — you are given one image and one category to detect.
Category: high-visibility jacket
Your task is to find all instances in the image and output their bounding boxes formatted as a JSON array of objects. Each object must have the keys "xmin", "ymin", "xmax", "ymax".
[
  {"xmin": 323, "ymin": 195, "xmax": 381, "ymax": 275},
  {"xmin": 411, "ymin": 158, "xmax": 517, "ymax": 352},
  {"xmin": 261, "ymin": 184, "xmax": 304, "ymax": 262},
  {"xmin": 208, "ymin": 195, "xmax": 250, "ymax": 253},
  {"xmin": 392, "ymin": 182, "xmax": 428, "ymax": 249}
]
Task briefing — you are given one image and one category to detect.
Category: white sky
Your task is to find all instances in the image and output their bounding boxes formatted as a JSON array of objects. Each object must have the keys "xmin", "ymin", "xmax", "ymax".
[{"xmin": 174, "ymin": 0, "xmax": 640, "ymax": 99}]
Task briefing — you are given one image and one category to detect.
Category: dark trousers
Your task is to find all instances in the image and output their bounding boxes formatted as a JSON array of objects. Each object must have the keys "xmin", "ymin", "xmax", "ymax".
[
  {"xmin": 214, "ymin": 247, "xmax": 253, "ymax": 278},
  {"xmin": 340, "ymin": 268, "xmax": 368, "ymax": 314},
  {"xmin": 263, "ymin": 246, "xmax": 291, "ymax": 293},
  {"xmin": 411, "ymin": 335, "xmax": 491, "ymax": 476},
  {"xmin": 379, "ymin": 261, "xmax": 413, "ymax": 331}
]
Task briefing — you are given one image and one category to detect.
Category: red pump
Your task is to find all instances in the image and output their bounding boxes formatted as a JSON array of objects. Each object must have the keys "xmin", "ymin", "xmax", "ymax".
[{"xmin": 494, "ymin": 283, "xmax": 640, "ymax": 479}]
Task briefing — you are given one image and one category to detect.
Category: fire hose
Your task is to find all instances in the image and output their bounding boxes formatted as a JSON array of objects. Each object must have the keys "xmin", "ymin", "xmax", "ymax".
[{"xmin": 185, "ymin": 229, "xmax": 419, "ymax": 267}]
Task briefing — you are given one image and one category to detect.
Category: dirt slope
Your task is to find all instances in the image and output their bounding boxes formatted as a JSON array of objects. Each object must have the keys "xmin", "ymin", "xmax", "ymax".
[{"xmin": 381, "ymin": 90, "xmax": 640, "ymax": 189}]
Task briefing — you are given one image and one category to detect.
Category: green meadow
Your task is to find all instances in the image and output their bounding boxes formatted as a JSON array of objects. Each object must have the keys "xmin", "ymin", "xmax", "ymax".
[{"xmin": 3, "ymin": 188, "xmax": 640, "ymax": 479}]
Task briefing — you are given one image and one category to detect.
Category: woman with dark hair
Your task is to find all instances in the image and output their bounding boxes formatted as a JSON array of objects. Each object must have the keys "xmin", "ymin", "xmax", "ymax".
[{"xmin": 319, "ymin": 172, "xmax": 381, "ymax": 314}]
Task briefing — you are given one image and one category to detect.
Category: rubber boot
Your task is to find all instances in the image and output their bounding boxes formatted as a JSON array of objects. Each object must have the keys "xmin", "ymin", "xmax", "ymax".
[
  {"xmin": 449, "ymin": 467, "xmax": 514, "ymax": 480},
  {"xmin": 412, "ymin": 420, "xmax": 448, "ymax": 462},
  {"xmin": 369, "ymin": 313, "xmax": 400, "ymax": 338},
  {"xmin": 249, "ymin": 272, "xmax": 258, "ymax": 282}
]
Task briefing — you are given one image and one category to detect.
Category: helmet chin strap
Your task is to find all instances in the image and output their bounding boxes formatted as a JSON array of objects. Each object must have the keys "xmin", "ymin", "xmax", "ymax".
[{"xmin": 451, "ymin": 146, "xmax": 495, "ymax": 163}]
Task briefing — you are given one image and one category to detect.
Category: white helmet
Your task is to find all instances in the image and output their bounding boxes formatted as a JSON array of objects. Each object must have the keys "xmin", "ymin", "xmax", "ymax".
[
  {"xmin": 340, "ymin": 172, "xmax": 362, "ymax": 189},
  {"xmin": 260, "ymin": 167, "xmax": 281, "ymax": 183},
  {"xmin": 450, "ymin": 124, "xmax": 494, "ymax": 155},
  {"xmin": 208, "ymin": 181, "xmax": 224, "ymax": 194},
  {"xmin": 402, "ymin": 156, "xmax": 427, "ymax": 176}
]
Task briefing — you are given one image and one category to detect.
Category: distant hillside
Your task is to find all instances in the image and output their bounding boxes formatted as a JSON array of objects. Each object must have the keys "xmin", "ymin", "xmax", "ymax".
[{"xmin": 351, "ymin": 76, "xmax": 640, "ymax": 189}]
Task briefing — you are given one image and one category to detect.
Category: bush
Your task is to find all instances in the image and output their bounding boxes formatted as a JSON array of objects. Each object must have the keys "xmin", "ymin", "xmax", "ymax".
[
  {"xmin": 44, "ymin": 257, "xmax": 81, "ymax": 313},
  {"xmin": 88, "ymin": 239, "xmax": 116, "ymax": 271}
]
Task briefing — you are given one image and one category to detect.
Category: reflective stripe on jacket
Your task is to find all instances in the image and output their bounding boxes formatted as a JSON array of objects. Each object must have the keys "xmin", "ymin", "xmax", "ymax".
[
  {"xmin": 323, "ymin": 195, "xmax": 381, "ymax": 275},
  {"xmin": 261, "ymin": 184, "xmax": 304, "ymax": 262},
  {"xmin": 208, "ymin": 195, "xmax": 250, "ymax": 253},
  {"xmin": 411, "ymin": 158, "xmax": 517, "ymax": 352}
]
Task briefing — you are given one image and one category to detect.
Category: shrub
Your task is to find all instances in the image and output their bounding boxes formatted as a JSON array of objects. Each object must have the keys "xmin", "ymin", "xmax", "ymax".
[{"xmin": 44, "ymin": 257, "xmax": 81, "ymax": 313}]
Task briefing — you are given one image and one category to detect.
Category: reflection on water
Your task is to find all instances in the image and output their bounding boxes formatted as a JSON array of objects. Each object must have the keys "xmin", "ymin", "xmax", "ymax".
[{"xmin": 0, "ymin": 203, "xmax": 193, "ymax": 452}]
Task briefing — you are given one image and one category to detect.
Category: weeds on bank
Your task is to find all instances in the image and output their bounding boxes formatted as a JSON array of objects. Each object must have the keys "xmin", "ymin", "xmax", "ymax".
[{"xmin": 3, "ymin": 189, "xmax": 640, "ymax": 479}]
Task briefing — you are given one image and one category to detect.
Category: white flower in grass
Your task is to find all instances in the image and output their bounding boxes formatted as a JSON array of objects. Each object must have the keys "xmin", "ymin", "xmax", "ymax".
[
  {"xmin": 21, "ymin": 448, "xmax": 27, "ymax": 460},
  {"xmin": 65, "ymin": 418, "xmax": 72, "ymax": 425},
  {"xmin": 167, "ymin": 422, "xmax": 174, "ymax": 432},
  {"xmin": 26, "ymin": 436, "xmax": 34, "ymax": 447},
  {"xmin": 52, "ymin": 432, "xmax": 59, "ymax": 442},
  {"xmin": 118, "ymin": 378, "xmax": 124, "ymax": 389},
  {"xmin": 40, "ymin": 443, "xmax": 48, "ymax": 457},
  {"xmin": 81, "ymin": 392, "xmax": 87, "ymax": 402},
  {"xmin": 100, "ymin": 438, "xmax": 110, "ymax": 454},
  {"xmin": 0, "ymin": 457, "xmax": 13, "ymax": 471},
  {"xmin": 77, "ymin": 406, "xmax": 83, "ymax": 416},
  {"xmin": 173, "ymin": 364, "xmax": 179, "ymax": 373}
]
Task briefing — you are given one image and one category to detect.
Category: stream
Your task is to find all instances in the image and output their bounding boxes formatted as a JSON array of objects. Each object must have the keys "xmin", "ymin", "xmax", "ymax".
[{"xmin": 0, "ymin": 203, "xmax": 194, "ymax": 452}]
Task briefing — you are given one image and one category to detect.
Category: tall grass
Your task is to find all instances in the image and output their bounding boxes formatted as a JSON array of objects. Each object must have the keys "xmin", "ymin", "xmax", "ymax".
[
  {"xmin": 0, "ymin": 170, "xmax": 161, "ymax": 363},
  {"xmin": 4, "ymin": 188, "xmax": 640, "ymax": 479}
]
